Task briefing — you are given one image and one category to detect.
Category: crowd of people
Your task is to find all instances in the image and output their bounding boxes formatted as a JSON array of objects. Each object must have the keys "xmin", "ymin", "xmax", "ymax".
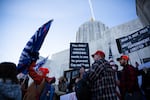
[
  {"xmin": 73, "ymin": 50, "xmax": 150, "ymax": 100},
  {"xmin": 0, "ymin": 50, "xmax": 150, "ymax": 100}
]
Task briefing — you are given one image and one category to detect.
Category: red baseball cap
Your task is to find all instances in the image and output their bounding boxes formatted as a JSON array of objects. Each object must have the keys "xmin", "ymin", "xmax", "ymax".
[
  {"xmin": 39, "ymin": 67, "xmax": 49, "ymax": 75},
  {"xmin": 117, "ymin": 55, "xmax": 129, "ymax": 61},
  {"xmin": 92, "ymin": 50, "xmax": 105, "ymax": 58}
]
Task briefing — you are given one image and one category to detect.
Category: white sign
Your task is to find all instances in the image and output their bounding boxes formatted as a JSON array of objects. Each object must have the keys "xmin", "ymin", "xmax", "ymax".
[
  {"xmin": 116, "ymin": 25, "xmax": 150, "ymax": 54},
  {"xmin": 60, "ymin": 92, "xmax": 77, "ymax": 100}
]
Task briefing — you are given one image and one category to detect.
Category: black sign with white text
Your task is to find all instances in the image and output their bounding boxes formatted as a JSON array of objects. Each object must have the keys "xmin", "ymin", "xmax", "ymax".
[
  {"xmin": 69, "ymin": 43, "xmax": 90, "ymax": 69},
  {"xmin": 116, "ymin": 25, "xmax": 150, "ymax": 54}
]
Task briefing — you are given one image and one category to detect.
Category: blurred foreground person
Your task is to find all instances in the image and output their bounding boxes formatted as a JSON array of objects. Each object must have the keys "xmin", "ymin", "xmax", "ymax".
[
  {"xmin": 137, "ymin": 61, "xmax": 150, "ymax": 100},
  {"xmin": 117, "ymin": 55, "xmax": 142, "ymax": 100},
  {"xmin": 88, "ymin": 50, "xmax": 117, "ymax": 100},
  {"xmin": 19, "ymin": 75, "xmax": 29, "ymax": 99},
  {"xmin": 75, "ymin": 65, "xmax": 90, "ymax": 100},
  {"xmin": 23, "ymin": 62, "xmax": 55, "ymax": 100},
  {"xmin": 0, "ymin": 62, "xmax": 22, "ymax": 100}
]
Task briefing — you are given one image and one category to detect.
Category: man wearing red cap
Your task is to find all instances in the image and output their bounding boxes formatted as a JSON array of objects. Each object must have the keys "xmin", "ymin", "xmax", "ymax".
[
  {"xmin": 117, "ymin": 55, "xmax": 142, "ymax": 100},
  {"xmin": 88, "ymin": 50, "xmax": 117, "ymax": 100}
]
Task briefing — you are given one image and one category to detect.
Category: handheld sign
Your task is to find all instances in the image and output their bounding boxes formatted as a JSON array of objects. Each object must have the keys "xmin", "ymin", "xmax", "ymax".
[{"xmin": 69, "ymin": 43, "xmax": 90, "ymax": 69}]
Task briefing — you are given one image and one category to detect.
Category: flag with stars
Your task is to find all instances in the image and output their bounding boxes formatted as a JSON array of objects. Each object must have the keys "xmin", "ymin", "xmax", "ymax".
[{"xmin": 17, "ymin": 19, "xmax": 53, "ymax": 74}]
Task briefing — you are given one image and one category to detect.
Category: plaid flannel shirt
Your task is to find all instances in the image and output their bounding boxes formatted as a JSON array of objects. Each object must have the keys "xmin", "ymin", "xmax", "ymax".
[{"xmin": 88, "ymin": 59, "xmax": 117, "ymax": 100}]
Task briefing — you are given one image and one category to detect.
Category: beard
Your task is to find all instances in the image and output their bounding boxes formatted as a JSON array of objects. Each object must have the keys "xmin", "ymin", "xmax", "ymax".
[{"xmin": 120, "ymin": 62, "xmax": 126, "ymax": 66}]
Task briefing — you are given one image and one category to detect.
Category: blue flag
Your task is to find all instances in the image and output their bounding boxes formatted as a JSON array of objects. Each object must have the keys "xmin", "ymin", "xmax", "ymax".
[{"xmin": 17, "ymin": 19, "xmax": 53, "ymax": 74}]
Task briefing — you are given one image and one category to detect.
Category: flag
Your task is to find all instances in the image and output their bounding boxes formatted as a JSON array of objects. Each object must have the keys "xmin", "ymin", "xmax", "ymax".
[
  {"xmin": 34, "ymin": 56, "xmax": 49, "ymax": 72},
  {"xmin": 17, "ymin": 19, "xmax": 53, "ymax": 74},
  {"xmin": 108, "ymin": 44, "xmax": 121, "ymax": 100},
  {"xmin": 108, "ymin": 45, "xmax": 115, "ymax": 68}
]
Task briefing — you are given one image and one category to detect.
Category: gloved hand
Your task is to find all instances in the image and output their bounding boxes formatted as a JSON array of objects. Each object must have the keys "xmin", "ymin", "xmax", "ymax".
[{"xmin": 46, "ymin": 77, "xmax": 56, "ymax": 84}]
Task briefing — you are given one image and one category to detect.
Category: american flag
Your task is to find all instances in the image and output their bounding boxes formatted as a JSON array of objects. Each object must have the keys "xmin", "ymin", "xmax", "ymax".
[
  {"xmin": 34, "ymin": 56, "xmax": 49, "ymax": 72},
  {"xmin": 17, "ymin": 19, "xmax": 53, "ymax": 74},
  {"xmin": 108, "ymin": 44, "xmax": 115, "ymax": 68},
  {"xmin": 108, "ymin": 44, "xmax": 121, "ymax": 100}
]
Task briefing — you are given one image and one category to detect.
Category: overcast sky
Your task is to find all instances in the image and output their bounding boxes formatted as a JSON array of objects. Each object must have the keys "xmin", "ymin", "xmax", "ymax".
[{"xmin": 0, "ymin": 0, "xmax": 137, "ymax": 64}]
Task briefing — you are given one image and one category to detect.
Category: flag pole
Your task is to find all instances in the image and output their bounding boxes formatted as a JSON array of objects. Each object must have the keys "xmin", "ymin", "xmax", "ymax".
[{"xmin": 108, "ymin": 42, "xmax": 113, "ymax": 59}]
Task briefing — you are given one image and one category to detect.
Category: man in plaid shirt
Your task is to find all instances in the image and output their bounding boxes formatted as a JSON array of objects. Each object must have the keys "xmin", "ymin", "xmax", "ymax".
[
  {"xmin": 88, "ymin": 50, "xmax": 117, "ymax": 100},
  {"xmin": 117, "ymin": 55, "xmax": 142, "ymax": 100}
]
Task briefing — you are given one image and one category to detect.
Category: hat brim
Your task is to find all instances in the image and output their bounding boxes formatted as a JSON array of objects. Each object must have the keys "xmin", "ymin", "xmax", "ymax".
[
  {"xmin": 91, "ymin": 54, "xmax": 95, "ymax": 58},
  {"xmin": 116, "ymin": 58, "xmax": 121, "ymax": 61}
]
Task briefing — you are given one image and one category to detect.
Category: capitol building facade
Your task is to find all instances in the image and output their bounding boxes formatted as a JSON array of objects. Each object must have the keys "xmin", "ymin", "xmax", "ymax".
[{"xmin": 41, "ymin": 18, "xmax": 150, "ymax": 83}]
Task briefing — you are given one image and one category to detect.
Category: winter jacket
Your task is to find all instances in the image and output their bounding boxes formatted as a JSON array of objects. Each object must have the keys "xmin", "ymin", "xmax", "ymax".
[{"xmin": 0, "ymin": 79, "xmax": 22, "ymax": 100}]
